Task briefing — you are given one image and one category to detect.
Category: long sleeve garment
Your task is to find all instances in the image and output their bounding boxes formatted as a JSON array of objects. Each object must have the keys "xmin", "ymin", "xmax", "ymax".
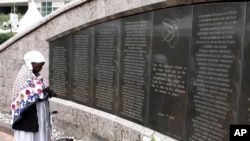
[{"xmin": 11, "ymin": 65, "xmax": 51, "ymax": 141}]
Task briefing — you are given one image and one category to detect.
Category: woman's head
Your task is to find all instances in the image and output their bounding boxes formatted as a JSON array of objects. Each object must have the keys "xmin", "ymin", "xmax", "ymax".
[{"xmin": 24, "ymin": 50, "xmax": 45, "ymax": 73}]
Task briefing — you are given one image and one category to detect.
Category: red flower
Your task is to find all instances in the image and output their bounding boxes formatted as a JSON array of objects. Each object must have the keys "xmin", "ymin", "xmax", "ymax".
[
  {"xmin": 36, "ymin": 81, "xmax": 41, "ymax": 84},
  {"xmin": 37, "ymin": 89, "xmax": 42, "ymax": 93},
  {"xmin": 26, "ymin": 90, "xmax": 31, "ymax": 95},
  {"xmin": 11, "ymin": 104, "xmax": 15, "ymax": 109}
]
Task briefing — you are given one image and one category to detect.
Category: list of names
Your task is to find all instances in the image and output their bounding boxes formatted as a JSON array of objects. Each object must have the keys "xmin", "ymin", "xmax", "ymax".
[
  {"xmin": 190, "ymin": 9, "xmax": 239, "ymax": 141},
  {"xmin": 72, "ymin": 34, "xmax": 90, "ymax": 103},
  {"xmin": 95, "ymin": 28, "xmax": 116, "ymax": 110},
  {"xmin": 51, "ymin": 45, "xmax": 68, "ymax": 97},
  {"xmin": 121, "ymin": 20, "xmax": 149, "ymax": 121}
]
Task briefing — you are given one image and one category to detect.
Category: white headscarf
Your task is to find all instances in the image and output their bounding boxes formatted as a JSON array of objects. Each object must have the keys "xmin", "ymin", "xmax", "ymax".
[{"xmin": 24, "ymin": 50, "xmax": 45, "ymax": 70}]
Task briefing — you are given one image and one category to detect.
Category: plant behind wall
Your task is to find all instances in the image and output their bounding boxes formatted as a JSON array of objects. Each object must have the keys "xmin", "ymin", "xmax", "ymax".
[
  {"xmin": 0, "ymin": 33, "xmax": 14, "ymax": 44},
  {"xmin": 0, "ymin": 13, "xmax": 22, "ymax": 44}
]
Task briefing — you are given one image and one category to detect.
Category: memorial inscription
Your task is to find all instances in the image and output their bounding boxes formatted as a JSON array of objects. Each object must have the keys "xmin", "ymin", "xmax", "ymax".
[
  {"xmin": 148, "ymin": 6, "xmax": 192, "ymax": 139},
  {"xmin": 93, "ymin": 20, "xmax": 121, "ymax": 113},
  {"xmin": 187, "ymin": 3, "xmax": 245, "ymax": 141},
  {"xmin": 50, "ymin": 35, "xmax": 71, "ymax": 99},
  {"xmin": 71, "ymin": 28, "xmax": 94, "ymax": 105},
  {"xmin": 119, "ymin": 12, "xmax": 153, "ymax": 123},
  {"xmin": 49, "ymin": 2, "xmax": 250, "ymax": 141}
]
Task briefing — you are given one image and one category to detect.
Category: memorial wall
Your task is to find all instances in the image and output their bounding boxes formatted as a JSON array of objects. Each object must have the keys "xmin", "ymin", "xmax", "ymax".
[{"xmin": 49, "ymin": 2, "xmax": 250, "ymax": 141}]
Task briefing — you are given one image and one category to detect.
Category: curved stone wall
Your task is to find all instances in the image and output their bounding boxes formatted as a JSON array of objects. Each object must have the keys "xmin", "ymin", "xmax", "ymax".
[{"xmin": 0, "ymin": 0, "xmax": 227, "ymax": 140}]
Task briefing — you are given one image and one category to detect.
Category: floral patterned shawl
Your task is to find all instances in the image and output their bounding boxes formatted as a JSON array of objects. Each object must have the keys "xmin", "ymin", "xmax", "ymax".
[{"xmin": 11, "ymin": 65, "xmax": 48, "ymax": 125}]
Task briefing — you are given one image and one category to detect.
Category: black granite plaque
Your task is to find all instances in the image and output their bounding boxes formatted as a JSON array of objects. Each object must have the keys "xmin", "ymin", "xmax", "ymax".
[
  {"xmin": 70, "ymin": 27, "xmax": 94, "ymax": 105},
  {"xmin": 187, "ymin": 3, "xmax": 246, "ymax": 141},
  {"xmin": 118, "ymin": 12, "xmax": 153, "ymax": 124},
  {"xmin": 48, "ymin": 2, "xmax": 250, "ymax": 141},
  {"xmin": 238, "ymin": 2, "xmax": 250, "ymax": 124},
  {"xmin": 93, "ymin": 19, "xmax": 121, "ymax": 113},
  {"xmin": 147, "ymin": 6, "xmax": 192, "ymax": 140},
  {"xmin": 49, "ymin": 35, "xmax": 71, "ymax": 99}
]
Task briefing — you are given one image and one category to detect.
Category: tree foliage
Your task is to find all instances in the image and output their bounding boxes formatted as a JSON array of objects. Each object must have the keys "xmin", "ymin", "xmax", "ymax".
[
  {"xmin": 0, "ymin": 13, "xmax": 22, "ymax": 45},
  {"xmin": 0, "ymin": 13, "xmax": 23, "ymax": 29},
  {"xmin": 0, "ymin": 14, "xmax": 10, "ymax": 29},
  {"xmin": 0, "ymin": 33, "xmax": 14, "ymax": 44}
]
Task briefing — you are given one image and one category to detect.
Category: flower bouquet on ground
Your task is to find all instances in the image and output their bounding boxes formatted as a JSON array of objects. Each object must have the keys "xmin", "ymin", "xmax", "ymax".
[{"xmin": 142, "ymin": 132, "xmax": 159, "ymax": 141}]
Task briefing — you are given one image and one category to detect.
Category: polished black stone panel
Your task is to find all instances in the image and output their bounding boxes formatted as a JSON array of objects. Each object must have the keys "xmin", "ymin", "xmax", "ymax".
[
  {"xmin": 93, "ymin": 19, "xmax": 121, "ymax": 113},
  {"xmin": 147, "ymin": 6, "xmax": 192, "ymax": 140},
  {"xmin": 118, "ymin": 12, "xmax": 153, "ymax": 124},
  {"xmin": 70, "ymin": 27, "xmax": 94, "ymax": 106},
  {"xmin": 187, "ymin": 3, "xmax": 246, "ymax": 141},
  {"xmin": 238, "ymin": 2, "xmax": 250, "ymax": 124},
  {"xmin": 49, "ymin": 35, "xmax": 71, "ymax": 99},
  {"xmin": 48, "ymin": 2, "xmax": 250, "ymax": 141}
]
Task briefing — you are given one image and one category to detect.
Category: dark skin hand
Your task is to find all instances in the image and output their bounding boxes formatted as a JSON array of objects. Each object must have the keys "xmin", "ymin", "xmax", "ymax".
[
  {"xmin": 31, "ymin": 62, "xmax": 57, "ymax": 97},
  {"xmin": 43, "ymin": 87, "xmax": 57, "ymax": 97}
]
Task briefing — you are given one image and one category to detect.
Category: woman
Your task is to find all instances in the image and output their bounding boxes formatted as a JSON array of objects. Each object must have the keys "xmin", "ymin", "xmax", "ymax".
[{"xmin": 11, "ymin": 50, "xmax": 56, "ymax": 141}]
